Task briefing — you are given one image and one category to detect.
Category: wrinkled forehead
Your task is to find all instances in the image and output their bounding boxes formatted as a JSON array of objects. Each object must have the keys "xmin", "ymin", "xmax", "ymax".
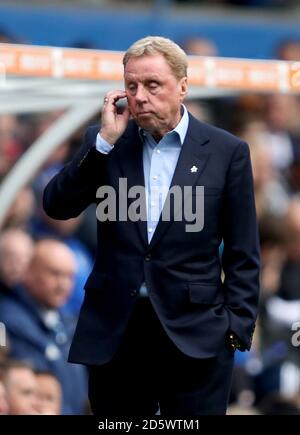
[{"xmin": 124, "ymin": 54, "xmax": 173, "ymax": 79}]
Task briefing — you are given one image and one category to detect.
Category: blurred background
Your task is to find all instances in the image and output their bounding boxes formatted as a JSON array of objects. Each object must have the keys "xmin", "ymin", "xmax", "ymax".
[
  {"xmin": 1, "ymin": 0, "xmax": 300, "ymax": 58},
  {"xmin": 1, "ymin": 0, "xmax": 300, "ymax": 416}
]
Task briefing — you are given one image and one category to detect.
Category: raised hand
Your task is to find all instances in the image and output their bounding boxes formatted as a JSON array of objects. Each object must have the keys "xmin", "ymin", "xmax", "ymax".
[{"xmin": 99, "ymin": 90, "xmax": 130, "ymax": 146}]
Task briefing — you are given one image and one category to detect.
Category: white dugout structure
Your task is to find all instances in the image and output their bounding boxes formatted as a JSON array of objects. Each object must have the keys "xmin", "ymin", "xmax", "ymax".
[{"xmin": 0, "ymin": 43, "xmax": 300, "ymax": 227}]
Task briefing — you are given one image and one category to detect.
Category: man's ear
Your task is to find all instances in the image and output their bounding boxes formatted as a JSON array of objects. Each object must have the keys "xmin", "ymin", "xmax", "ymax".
[{"xmin": 179, "ymin": 77, "xmax": 188, "ymax": 101}]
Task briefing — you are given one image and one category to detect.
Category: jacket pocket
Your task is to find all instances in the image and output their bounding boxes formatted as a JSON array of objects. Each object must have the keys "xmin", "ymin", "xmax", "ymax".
[
  {"xmin": 84, "ymin": 272, "xmax": 107, "ymax": 290},
  {"xmin": 188, "ymin": 283, "xmax": 224, "ymax": 304}
]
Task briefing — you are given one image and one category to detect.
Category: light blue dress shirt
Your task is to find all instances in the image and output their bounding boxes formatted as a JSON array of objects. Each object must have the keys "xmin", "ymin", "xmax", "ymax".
[{"xmin": 95, "ymin": 105, "xmax": 189, "ymax": 295}]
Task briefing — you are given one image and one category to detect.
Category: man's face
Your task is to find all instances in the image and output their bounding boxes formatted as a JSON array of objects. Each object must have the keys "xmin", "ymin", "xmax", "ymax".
[
  {"xmin": 24, "ymin": 244, "xmax": 75, "ymax": 309},
  {"xmin": 36, "ymin": 374, "xmax": 61, "ymax": 415},
  {"xmin": 124, "ymin": 54, "xmax": 187, "ymax": 140},
  {"xmin": 29, "ymin": 256, "xmax": 75, "ymax": 309},
  {"xmin": 5, "ymin": 368, "xmax": 39, "ymax": 415},
  {"xmin": 0, "ymin": 237, "xmax": 33, "ymax": 287}
]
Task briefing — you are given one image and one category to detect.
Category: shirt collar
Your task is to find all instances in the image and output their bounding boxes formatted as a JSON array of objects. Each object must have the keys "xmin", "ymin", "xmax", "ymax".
[
  {"xmin": 172, "ymin": 104, "xmax": 189, "ymax": 145},
  {"xmin": 139, "ymin": 104, "xmax": 189, "ymax": 146}
]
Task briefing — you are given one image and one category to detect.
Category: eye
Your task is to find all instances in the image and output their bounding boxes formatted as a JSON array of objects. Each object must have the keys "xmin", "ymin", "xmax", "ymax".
[
  {"xmin": 127, "ymin": 83, "xmax": 136, "ymax": 93},
  {"xmin": 148, "ymin": 81, "xmax": 159, "ymax": 89}
]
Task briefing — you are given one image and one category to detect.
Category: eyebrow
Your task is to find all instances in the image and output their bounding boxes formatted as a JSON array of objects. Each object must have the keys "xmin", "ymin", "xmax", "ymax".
[{"xmin": 125, "ymin": 73, "xmax": 161, "ymax": 81}]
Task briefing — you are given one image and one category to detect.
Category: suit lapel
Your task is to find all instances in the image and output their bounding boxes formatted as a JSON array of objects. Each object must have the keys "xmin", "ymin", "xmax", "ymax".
[{"xmin": 148, "ymin": 114, "xmax": 210, "ymax": 251}]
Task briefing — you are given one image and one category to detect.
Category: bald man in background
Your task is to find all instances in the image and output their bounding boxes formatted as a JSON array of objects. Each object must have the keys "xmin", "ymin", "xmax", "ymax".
[
  {"xmin": 0, "ymin": 228, "xmax": 34, "ymax": 295},
  {"xmin": 0, "ymin": 239, "xmax": 87, "ymax": 414}
]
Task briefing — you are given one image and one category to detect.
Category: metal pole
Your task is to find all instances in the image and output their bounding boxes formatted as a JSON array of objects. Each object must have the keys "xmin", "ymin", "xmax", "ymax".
[{"xmin": 0, "ymin": 99, "xmax": 101, "ymax": 228}]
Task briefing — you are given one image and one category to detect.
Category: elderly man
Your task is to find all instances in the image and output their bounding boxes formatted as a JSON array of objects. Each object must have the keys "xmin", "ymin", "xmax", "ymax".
[
  {"xmin": 0, "ymin": 239, "xmax": 87, "ymax": 414},
  {"xmin": 44, "ymin": 36, "xmax": 260, "ymax": 415}
]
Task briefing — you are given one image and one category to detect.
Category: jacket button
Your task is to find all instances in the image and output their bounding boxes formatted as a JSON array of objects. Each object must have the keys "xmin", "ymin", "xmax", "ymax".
[
  {"xmin": 130, "ymin": 289, "xmax": 137, "ymax": 297},
  {"xmin": 145, "ymin": 254, "xmax": 151, "ymax": 261}
]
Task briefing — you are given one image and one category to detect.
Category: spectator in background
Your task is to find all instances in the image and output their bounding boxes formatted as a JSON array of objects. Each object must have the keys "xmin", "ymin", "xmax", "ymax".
[
  {"xmin": 1, "ymin": 360, "xmax": 39, "ymax": 415},
  {"xmin": 2, "ymin": 187, "xmax": 36, "ymax": 231},
  {"xmin": 36, "ymin": 371, "xmax": 62, "ymax": 415},
  {"xmin": 274, "ymin": 39, "xmax": 300, "ymax": 192},
  {"xmin": 265, "ymin": 94, "xmax": 300, "ymax": 156},
  {"xmin": 30, "ymin": 212, "xmax": 93, "ymax": 316},
  {"xmin": 0, "ymin": 115, "xmax": 24, "ymax": 181},
  {"xmin": 240, "ymin": 120, "xmax": 290, "ymax": 220},
  {"xmin": 180, "ymin": 36, "xmax": 218, "ymax": 56},
  {"xmin": 276, "ymin": 39, "xmax": 300, "ymax": 61},
  {"xmin": 0, "ymin": 239, "xmax": 87, "ymax": 414},
  {"xmin": 184, "ymin": 99, "xmax": 213, "ymax": 124},
  {"xmin": 0, "ymin": 228, "xmax": 34, "ymax": 295},
  {"xmin": 258, "ymin": 198, "xmax": 300, "ymax": 401}
]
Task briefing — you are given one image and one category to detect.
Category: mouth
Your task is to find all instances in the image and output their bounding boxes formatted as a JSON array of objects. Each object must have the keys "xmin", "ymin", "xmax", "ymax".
[{"xmin": 137, "ymin": 111, "xmax": 152, "ymax": 117}]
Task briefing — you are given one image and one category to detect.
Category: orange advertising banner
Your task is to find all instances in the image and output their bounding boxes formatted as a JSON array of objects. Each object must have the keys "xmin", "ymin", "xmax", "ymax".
[{"xmin": 1, "ymin": 43, "xmax": 300, "ymax": 93}]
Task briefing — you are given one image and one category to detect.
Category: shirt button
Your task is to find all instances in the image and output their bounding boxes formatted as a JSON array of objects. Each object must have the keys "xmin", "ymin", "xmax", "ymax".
[
  {"xmin": 151, "ymin": 202, "xmax": 155, "ymax": 207},
  {"xmin": 148, "ymin": 228, "xmax": 153, "ymax": 233},
  {"xmin": 145, "ymin": 254, "xmax": 151, "ymax": 261},
  {"xmin": 152, "ymin": 175, "xmax": 158, "ymax": 180},
  {"xmin": 156, "ymin": 149, "xmax": 161, "ymax": 154}
]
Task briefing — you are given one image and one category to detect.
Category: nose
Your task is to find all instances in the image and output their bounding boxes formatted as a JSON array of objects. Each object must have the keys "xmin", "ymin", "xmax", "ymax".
[
  {"xmin": 135, "ymin": 85, "xmax": 147, "ymax": 103},
  {"xmin": 57, "ymin": 273, "xmax": 73, "ymax": 293}
]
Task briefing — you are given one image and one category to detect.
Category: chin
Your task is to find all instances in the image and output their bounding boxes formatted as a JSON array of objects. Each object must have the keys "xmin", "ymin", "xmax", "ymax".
[{"xmin": 137, "ymin": 119, "xmax": 155, "ymax": 130}]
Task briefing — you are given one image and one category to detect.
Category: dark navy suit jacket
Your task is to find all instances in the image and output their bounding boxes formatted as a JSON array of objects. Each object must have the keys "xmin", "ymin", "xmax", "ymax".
[{"xmin": 43, "ymin": 113, "xmax": 260, "ymax": 365}]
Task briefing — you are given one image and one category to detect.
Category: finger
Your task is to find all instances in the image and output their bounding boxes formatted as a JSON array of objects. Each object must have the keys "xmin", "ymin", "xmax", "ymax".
[
  {"xmin": 102, "ymin": 95, "xmax": 116, "ymax": 110},
  {"xmin": 107, "ymin": 90, "xmax": 127, "ymax": 99},
  {"xmin": 122, "ymin": 105, "xmax": 131, "ymax": 121},
  {"xmin": 104, "ymin": 91, "xmax": 127, "ymax": 106}
]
